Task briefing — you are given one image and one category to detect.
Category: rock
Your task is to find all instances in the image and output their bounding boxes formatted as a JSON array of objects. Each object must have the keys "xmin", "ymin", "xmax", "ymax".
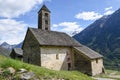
[
  {"xmin": 0, "ymin": 68, "xmax": 4, "ymax": 74},
  {"xmin": 18, "ymin": 68, "xmax": 27, "ymax": 73},
  {"xmin": 7, "ymin": 67, "xmax": 15, "ymax": 75},
  {"xmin": 21, "ymin": 71, "xmax": 35, "ymax": 80}
]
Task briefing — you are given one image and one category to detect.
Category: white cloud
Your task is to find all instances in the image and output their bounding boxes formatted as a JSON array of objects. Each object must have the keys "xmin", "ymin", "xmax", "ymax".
[
  {"xmin": 0, "ymin": 19, "xmax": 28, "ymax": 44},
  {"xmin": 75, "ymin": 7, "xmax": 115, "ymax": 20},
  {"xmin": 52, "ymin": 22, "xmax": 84, "ymax": 36},
  {"xmin": 75, "ymin": 11, "xmax": 102, "ymax": 20},
  {"xmin": 0, "ymin": 0, "xmax": 43, "ymax": 18},
  {"xmin": 52, "ymin": 24, "xmax": 58, "ymax": 27},
  {"xmin": 105, "ymin": 7, "xmax": 113, "ymax": 11}
]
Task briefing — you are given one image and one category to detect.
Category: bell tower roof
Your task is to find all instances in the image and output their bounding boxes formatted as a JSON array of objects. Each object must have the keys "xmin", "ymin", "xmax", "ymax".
[{"xmin": 38, "ymin": 4, "xmax": 50, "ymax": 13}]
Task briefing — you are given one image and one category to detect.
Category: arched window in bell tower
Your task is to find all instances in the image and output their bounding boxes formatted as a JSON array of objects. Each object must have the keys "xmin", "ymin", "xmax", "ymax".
[
  {"xmin": 45, "ymin": 20, "xmax": 48, "ymax": 24},
  {"xmin": 45, "ymin": 13, "xmax": 48, "ymax": 18},
  {"xmin": 45, "ymin": 20, "xmax": 48, "ymax": 30}
]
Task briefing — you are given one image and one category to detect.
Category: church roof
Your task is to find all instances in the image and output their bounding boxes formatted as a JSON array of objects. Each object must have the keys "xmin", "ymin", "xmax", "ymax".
[
  {"xmin": 13, "ymin": 48, "xmax": 23, "ymax": 56},
  {"xmin": 74, "ymin": 45, "xmax": 103, "ymax": 59},
  {"xmin": 29, "ymin": 28, "xmax": 81, "ymax": 47},
  {"xmin": 38, "ymin": 4, "xmax": 50, "ymax": 13}
]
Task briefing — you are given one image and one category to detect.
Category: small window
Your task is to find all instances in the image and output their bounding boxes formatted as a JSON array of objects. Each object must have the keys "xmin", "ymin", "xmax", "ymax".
[
  {"xmin": 45, "ymin": 20, "xmax": 48, "ymax": 30},
  {"xmin": 67, "ymin": 58, "xmax": 70, "ymax": 61},
  {"xmin": 45, "ymin": 13, "xmax": 48, "ymax": 17},
  {"xmin": 96, "ymin": 59, "xmax": 98, "ymax": 63},
  {"xmin": 56, "ymin": 54, "xmax": 59, "ymax": 60},
  {"xmin": 45, "ymin": 27, "xmax": 48, "ymax": 30},
  {"xmin": 45, "ymin": 20, "xmax": 48, "ymax": 24}
]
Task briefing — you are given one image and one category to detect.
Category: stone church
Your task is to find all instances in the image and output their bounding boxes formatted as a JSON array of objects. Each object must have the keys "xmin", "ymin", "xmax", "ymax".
[{"xmin": 22, "ymin": 5, "xmax": 104, "ymax": 76}]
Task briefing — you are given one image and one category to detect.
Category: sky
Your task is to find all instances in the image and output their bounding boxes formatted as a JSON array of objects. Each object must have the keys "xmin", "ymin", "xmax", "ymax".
[{"xmin": 0, "ymin": 0, "xmax": 120, "ymax": 45}]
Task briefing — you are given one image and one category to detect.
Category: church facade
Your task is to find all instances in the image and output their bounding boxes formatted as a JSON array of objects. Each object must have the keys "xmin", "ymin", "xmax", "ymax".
[{"xmin": 22, "ymin": 5, "xmax": 104, "ymax": 76}]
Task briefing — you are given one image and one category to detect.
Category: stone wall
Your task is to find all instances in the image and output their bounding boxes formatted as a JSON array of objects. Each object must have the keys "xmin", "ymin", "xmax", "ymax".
[
  {"xmin": 40, "ymin": 46, "xmax": 74, "ymax": 70},
  {"xmin": 73, "ymin": 50, "xmax": 92, "ymax": 75},
  {"xmin": 91, "ymin": 58, "xmax": 104, "ymax": 76},
  {"xmin": 23, "ymin": 30, "xmax": 41, "ymax": 66}
]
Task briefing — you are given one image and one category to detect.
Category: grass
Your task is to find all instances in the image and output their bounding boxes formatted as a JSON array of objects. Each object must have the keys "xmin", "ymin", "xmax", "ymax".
[{"xmin": 0, "ymin": 55, "xmax": 93, "ymax": 80}]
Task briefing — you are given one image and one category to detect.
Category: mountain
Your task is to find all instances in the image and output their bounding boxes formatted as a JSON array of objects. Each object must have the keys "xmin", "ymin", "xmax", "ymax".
[
  {"xmin": 73, "ymin": 8, "xmax": 120, "ymax": 69},
  {"xmin": 0, "ymin": 41, "xmax": 23, "ymax": 56},
  {"xmin": 0, "ymin": 46, "xmax": 10, "ymax": 57},
  {"xmin": 0, "ymin": 42, "xmax": 16, "ymax": 50},
  {"xmin": 0, "ymin": 41, "xmax": 23, "ymax": 50},
  {"xmin": 15, "ymin": 41, "xmax": 23, "ymax": 48}
]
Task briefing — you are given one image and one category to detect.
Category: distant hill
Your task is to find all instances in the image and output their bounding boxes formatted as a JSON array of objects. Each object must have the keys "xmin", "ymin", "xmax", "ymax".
[
  {"xmin": 15, "ymin": 41, "xmax": 23, "ymax": 48},
  {"xmin": 73, "ymin": 8, "xmax": 120, "ymax": 69},
  {"xmin": 0, "ymin": 46, "xmax": 10, "ymax": 57},
  {"xmin": 0, "ymin": 42, "xmax": 23, "ymax": 50},
  {"xmin": 0, "ymin": 42, "xmax": 23, "ymax": 56},
  {"xmin": 0, "ymin": 42, "xmax": 16, "ymax": 50}
]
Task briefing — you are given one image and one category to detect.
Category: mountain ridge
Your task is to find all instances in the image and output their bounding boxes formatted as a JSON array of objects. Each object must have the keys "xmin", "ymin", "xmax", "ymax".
[
  {"xmin": 73, "ymin": 8, "xmax": 120, "ymax": 69},
  {"xmin": 0, "ymin": 42, "xmax": 23, "ymax": 56},
  {"xmin": 0, "ymin": 46, "xmax": 10, "ymax": 57},
  {"xmin": 0, "ymin": 41, "xmax": 23, "ymax": 50}
]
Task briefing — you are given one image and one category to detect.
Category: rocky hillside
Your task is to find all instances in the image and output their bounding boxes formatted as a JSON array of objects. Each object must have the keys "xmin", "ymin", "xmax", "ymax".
[
  {"xmin": 0, "ymin": 46, "xmax": 10, "ymax": 57},
  {"xmin": 0, "ymin": 42, "xmax": 23, "ymax": 57},
  {"xmin": 0, "ymin": 42, "xmax": 23, "ymax": 51},
  {"xmin": 73, "ymin": 8, "xmax": 120, "ymax": 69},
  {"xmin": 0, "ymin": 42, "xmax": 16, "ymax": 50},
  {"xmin": 14, "ymin": 42, "xmax": 23, "ymax": 48}
]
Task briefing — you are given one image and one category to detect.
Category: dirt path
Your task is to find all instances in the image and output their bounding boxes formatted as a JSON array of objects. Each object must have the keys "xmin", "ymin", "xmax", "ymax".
[
  {"xmin": 93, "ymin": 77, "xmax": 115, "ymax": 80},
  {"xmin": 108, "ymin": 71, "xmax": 120, "ymax": 79},
  {"xmin": 93, "ymin": 71, "xmax": 120, "ymax": 80},
  {"xmin": 109, "ymin": 71, "xmax": 118, "ymax": 75}
]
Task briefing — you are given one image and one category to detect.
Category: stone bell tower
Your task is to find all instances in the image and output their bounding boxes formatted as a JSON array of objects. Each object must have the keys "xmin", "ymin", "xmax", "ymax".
[{"xmin": 38, "ymin": 4, "xmax": 51, "ymax": 30}]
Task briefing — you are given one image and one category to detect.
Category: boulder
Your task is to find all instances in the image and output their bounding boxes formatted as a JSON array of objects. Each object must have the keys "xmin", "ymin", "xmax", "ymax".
[
  {"xmin": 21, "ymin": 71, "xmax": 35, "ymax": 80},
  {"xmin": 18, "ymin": 68, "xmax": 27, "ymax": 73},
  {"xmin": 0, "ymin": 68, "xmax": 4, "ymax": 74},
  {"xmin": 7, "ymin": 67, "xmax": 15, "ymax": 75}
]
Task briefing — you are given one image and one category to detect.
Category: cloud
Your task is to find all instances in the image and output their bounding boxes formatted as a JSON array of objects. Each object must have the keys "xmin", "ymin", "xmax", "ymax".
[
  {"xmin": 0, "ymin": 0, "xmax": 43, "ymax": 18},
  {"xmin": 75, "ymin": 7, "xmax": 115, "ymax": 20},
  {"xmin": 0, "ymin": 19, "xmax": 28, "ymax": 44},
  {"xmin": 75, "ymin": 11, "xmax": 102, "ymax": 20},
  {"xmin": 52, "ymin": 22, "xmax": 84, "ymax": 36},
  {"xmin": 105, "ymin": 7, "xmax": 113, "ymax": 11}
]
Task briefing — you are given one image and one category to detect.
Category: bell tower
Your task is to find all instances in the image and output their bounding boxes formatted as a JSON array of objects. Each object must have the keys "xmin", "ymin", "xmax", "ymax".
[{"xmin": 38, "ymin": 4, "xmax": 50, "ymax": 30}]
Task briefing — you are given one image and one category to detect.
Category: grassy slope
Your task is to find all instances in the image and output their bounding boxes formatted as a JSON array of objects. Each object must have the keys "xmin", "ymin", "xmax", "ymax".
[{"xmin": 0, "ymin": 55, "xmax": 93, "ymax": 80}]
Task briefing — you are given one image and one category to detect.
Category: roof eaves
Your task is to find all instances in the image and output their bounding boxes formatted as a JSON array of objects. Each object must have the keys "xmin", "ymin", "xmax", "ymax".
[{"xmin": 74, "ymin": 46, "xmax": 103, "ymax": 59}]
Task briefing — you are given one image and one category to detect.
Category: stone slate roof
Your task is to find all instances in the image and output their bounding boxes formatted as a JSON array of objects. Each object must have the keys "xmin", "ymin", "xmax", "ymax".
[
  {"xmin": 13, "ymin": 48, "xmax": 23, "ymax": 56},
  {"xmin": 38, "ymin": 4, "xmax": 50, "ymax": 13},
  {"xmin": 29, "ymin": 28, "xmax": 81, "ymax": 47},
  {"xmin": 74, "ymin": 45, "xmax": 103, "ymax": 59}
]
